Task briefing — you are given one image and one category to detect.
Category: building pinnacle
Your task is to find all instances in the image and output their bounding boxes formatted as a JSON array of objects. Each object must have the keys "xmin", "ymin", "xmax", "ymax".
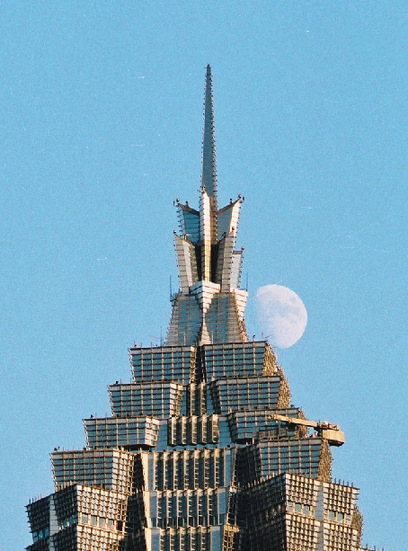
[{"xmin": 201, "ymin": 65, "xmax": 218, "ymax": 214}]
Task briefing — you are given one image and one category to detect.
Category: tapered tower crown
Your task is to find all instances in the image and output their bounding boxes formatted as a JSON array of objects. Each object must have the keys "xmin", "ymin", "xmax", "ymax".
[{"xmin": 169, "ymin": 66, "xmax": 248, "ymax": 346}]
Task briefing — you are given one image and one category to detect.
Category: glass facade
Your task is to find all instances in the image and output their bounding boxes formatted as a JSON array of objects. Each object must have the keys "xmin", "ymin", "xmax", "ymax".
[{"xmin": 26, "ymin": 66, "xmax": 379, "ymax": 551}]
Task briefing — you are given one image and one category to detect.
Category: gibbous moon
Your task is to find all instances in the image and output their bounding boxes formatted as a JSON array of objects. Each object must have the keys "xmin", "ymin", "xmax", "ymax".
[{"xmin": 254, "ymin": 284, "xmax": 307, "ymax": 348}]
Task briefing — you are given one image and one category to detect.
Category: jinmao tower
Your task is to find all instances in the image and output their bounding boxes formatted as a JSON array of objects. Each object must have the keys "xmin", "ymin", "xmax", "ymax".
[{"xmin": 26, "ymin": 66, "xmax": 379, "ymax": 551}]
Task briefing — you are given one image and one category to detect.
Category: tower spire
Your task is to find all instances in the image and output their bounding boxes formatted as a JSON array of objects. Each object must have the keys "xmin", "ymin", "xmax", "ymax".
[
  {"xmin": 168, "ymin": 66, "xmax": 248, "ymax": 345},
  {"xmin": 201, "ymin": 65, "xmax": 218, "ymax": 212}
]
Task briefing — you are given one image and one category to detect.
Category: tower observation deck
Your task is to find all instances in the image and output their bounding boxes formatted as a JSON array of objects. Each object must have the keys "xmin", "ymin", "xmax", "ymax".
[{"xmin": 26, "ymin": 66, "xmax": 379, "ymax": 551}]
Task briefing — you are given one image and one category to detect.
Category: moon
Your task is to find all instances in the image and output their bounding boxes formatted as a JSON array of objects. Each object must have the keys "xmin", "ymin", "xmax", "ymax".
[{"xmin": 254, "ymin": 284, "xmax": 307, "ymax": 348}]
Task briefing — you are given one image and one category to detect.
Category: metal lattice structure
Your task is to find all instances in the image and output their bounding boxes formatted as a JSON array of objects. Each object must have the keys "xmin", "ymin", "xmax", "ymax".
[{"xmin": 26, "ymin": 66, "xmax": 380, "ymax": 551}]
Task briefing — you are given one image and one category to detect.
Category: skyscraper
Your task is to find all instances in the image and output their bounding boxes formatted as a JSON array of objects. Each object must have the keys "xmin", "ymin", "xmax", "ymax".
[{"xmin": 26, "ymin": 66, "xmax": 378, "ymax": 551}]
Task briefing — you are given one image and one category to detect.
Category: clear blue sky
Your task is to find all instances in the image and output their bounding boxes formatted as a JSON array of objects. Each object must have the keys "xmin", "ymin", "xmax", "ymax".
[{"xmin": 1, "ymin": 2, "xmax": 406, "ymax": 549}]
